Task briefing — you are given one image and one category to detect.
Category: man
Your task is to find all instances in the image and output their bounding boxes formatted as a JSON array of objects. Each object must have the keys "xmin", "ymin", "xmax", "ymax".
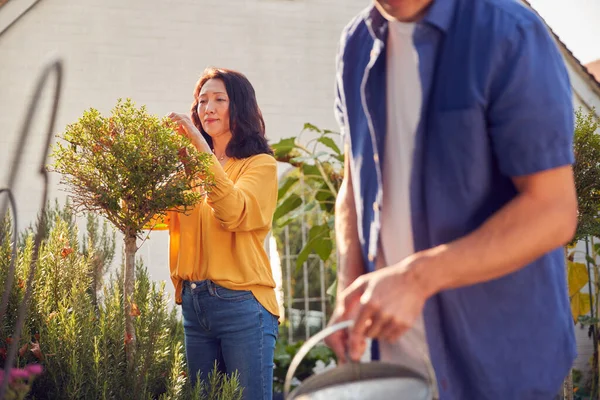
[{"xmin": 326, "ymin": 0, "xmax": 578, "ymax": 398}]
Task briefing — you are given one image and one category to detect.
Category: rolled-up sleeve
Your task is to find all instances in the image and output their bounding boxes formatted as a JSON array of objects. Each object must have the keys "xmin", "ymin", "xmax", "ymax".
[{"xmin": 488, "ymin": 16, "xmax": 574, "ymax": 177}]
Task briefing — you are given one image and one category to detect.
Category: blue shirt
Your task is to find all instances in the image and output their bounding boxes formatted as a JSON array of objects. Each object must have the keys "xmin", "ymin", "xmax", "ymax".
[{"xmin": 335, "ymin": 0, "xmax": 576, "ymax": 398}]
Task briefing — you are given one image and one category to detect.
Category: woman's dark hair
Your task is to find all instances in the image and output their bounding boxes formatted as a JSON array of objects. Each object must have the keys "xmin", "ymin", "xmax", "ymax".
[{"xmin": 190, "ymin": 67, "xmax": 273, "ymax": 159}]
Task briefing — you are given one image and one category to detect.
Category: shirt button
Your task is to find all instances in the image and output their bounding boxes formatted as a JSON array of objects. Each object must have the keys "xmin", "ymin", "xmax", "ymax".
[
  {"xmin": 373, "ymin": 153, "xmax": 379, "ymax": 163},
  {"xmin": 373, "ymin": 202, "xmax": 379, "ymax": 212},
  {"xmin": 368, "ymin": 253, "xmax": 375, "ymax": 262},
  {"xmin": 191, "ymin": 283, "xmax": 197, "ymax": 289}
]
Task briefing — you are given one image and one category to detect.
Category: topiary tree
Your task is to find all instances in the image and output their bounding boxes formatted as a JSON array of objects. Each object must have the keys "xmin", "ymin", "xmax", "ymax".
[{"xmin": 50, "ymin": 99, "xmax": 214, "ymax": 367}]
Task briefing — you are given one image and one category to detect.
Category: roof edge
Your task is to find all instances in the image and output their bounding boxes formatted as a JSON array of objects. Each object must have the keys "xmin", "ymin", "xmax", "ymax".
[{"xmin": 520, "ymin": 0, "xmax": 600, "ymax": 97}]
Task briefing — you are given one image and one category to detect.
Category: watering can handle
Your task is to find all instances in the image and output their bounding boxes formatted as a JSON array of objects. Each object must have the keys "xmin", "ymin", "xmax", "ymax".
[{"xmin": 283, "ymin": 320, "xmax": 436, "ymax": 398}]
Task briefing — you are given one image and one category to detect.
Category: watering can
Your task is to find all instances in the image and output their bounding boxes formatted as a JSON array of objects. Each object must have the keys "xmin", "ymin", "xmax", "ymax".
[{"xmin": 284, "ymin": 320, "xmax": 436, "ymax": 400}]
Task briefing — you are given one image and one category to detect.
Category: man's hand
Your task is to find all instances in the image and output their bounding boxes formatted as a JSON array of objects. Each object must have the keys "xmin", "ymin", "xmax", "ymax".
[{"xmin": 325, "ymin": 256, "xmax": 431, "ymax": 362}]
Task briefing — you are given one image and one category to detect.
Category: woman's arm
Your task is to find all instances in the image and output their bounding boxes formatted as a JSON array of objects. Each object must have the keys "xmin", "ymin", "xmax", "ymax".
[
  {"xmin": 166, "ymin": 112, "xmax": 277, "ymax": 231},
  {"xmin": 207, "ymin": 154, "xmax": 278, "ymax": 232}
]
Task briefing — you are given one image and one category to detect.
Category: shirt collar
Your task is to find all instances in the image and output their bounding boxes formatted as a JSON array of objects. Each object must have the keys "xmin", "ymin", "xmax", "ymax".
[{"xmin": 365, "ymin": 0, "xmax": 457, "ymax": 40}]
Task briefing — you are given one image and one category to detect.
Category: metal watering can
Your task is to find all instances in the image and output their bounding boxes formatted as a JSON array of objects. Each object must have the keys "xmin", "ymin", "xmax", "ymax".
[{"xmin": 284, "ymin": 321, "xmax": 435, "ymax": 400}]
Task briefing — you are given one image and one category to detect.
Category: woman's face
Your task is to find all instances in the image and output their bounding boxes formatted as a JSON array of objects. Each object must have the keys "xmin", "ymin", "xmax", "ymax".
[{"xmin": 197, "ymin": 78, "xmax": 231, "ymax": 140}]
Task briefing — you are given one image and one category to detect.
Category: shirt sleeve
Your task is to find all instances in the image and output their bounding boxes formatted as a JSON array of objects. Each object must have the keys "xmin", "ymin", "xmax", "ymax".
[
  {"xmin": 487, "ymin": 16, "xmax": 574, "ymax": 177},
  {"xmin": 335, "ymin": 29, "xmax": 349, "ymax": 143},
  {"xmin": 206, "ymin": 154, "xmax": 278, "ymax": 232}
]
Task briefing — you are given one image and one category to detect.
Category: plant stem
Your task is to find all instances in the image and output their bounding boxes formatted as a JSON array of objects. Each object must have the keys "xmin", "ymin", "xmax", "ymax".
[
  {"xmin": 124, "ymin": 234, "xmax": 137, "ymax": 370},
  {"xmin": 295, "ymin": 143, "xmax": 338, "ymax": 197},
  {"xmin": 591, "ymin": 236, "xmax": 600, "ymax": 400}
]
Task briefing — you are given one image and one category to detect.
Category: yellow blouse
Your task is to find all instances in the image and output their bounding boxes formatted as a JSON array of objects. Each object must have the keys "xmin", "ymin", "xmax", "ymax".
[{"xmin": 159, "ymin": 153, "xmax": 279, "ymax": 317}]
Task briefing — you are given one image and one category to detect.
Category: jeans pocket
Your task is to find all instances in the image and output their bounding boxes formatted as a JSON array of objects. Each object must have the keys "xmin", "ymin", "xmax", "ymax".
[{"xmin": 213, "ymin": 284, "xmax": 254, "ymax": 302}]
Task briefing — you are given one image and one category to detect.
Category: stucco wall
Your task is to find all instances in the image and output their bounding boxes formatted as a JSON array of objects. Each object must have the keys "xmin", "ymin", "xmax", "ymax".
[
  {"xmin": 0, "ymin": 0, "xmax": 366, "ymax": 293},
  {"xmin": 1, "ymin": 0, "xmax": 598, "ymax": 377}
]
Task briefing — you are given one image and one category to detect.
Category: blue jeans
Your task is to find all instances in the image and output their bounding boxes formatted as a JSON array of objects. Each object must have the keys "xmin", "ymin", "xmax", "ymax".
[{"xmin": 181, "ymin": 280, "xmax": 279, "ymax": 400}]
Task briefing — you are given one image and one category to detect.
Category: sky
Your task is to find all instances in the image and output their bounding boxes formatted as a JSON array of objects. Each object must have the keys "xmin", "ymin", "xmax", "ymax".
[{"xmin": 528, "ymin": 0, "xmax": 600, "ymax": 65}]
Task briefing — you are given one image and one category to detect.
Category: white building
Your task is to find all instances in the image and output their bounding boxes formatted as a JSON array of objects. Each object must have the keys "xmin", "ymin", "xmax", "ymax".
[
  {"xmin": 1, "ymin": 0, "xmax": 599, "ymax": 376},
  {"xmin": 0, "ymin": 0, "xmax": 366, "ymax": 300}
]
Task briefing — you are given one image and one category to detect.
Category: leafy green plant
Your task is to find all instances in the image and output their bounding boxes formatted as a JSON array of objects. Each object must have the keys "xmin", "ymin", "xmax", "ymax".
[
  {"xmin": 50, "ymin": 98, "xmax": 214, "ymax": 366},
  {"xmin": 271, "ymin": 124, "xmax": 343, "ymax": 339},
  {"xmin": 271, "ymin": 123, "xmax": 343, "ymax": 271},
  {"xmin": 567, "ymin": 108, "xmax": 600, "ymax": 399},
  {"xmin": 0, "ymin": 205, "xmax": 241, "ymax": 399},
  {"xmin": 273, "ymin": 335, "xmax": 336, "ymax": 394}
]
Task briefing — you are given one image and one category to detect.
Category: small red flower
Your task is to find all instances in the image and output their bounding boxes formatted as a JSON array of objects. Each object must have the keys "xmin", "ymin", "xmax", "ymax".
[
  {"xmin": 46, "ymin": 311, "xmax": 58, "ymax": 323},
  {"xmin": 178, "ymin": 147, "xmax": 192, "ymax": 175},
  {"xmin": 17, "ymin": 279, "xmax": 25, "ymax": 289},
  {"xmin": 124, "ymin": 333, "xmax": 133, "ymax": 345},
  {"xmin": 61, "ymin": 246, "xmax": 74, "ymax": 258},
  {"xmin": 18, "ymin": 343, "xmax": 29, "ymax": 357},
  {"xmin": 6, "ymin": 337, "xmax": 13, "ymax": 345},
  {"xmin": 129, "ymin": 303, "xmax": 141, "ymax": 317},
  {"xmin": 29, "ymin": 342, "xmax": 43, "ymax": 361}
]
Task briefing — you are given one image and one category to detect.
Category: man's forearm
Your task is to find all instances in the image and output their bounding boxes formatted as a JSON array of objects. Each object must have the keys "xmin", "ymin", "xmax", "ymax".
[
  {"xmin": 335, "ymin": 155, "xmax": 364, "ymax": 295},
  {"xmin": 412, "ymin": 167, "xmax": 578, "ymax": 296}
]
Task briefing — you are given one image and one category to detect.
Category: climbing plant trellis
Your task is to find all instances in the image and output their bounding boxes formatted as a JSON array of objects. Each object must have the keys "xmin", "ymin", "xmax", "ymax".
[
  {"xmin": 279, "ymin": 176, "xmax": 333, "ymax": 343},
  {"xmin": 271, "ymin": 125, "xmax": 343, "ymax": 343},
  {"xmin": 0, "ymin": 59, "xmax": 63, "ymax": 399}
]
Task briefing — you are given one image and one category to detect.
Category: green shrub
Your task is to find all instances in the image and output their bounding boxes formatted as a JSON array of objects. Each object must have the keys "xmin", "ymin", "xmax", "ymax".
[{"xmin": 0, "ymin": 205, "xmax": 240, "ymax": 399}]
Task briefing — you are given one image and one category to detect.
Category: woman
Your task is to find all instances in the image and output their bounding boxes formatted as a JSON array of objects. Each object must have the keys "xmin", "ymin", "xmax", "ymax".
[{"xmin": 166, "ymin": 67, "xmax": 279, "ymax": 400}]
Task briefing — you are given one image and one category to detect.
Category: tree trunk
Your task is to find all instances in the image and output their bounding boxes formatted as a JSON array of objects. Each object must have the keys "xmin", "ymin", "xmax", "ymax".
[
  {"xmin": 124, "ymin": 234, "xmax": 137, "ymax": 369},
  {"xmin": 561, "ymin": 247, "xmax": 574, "ymax": 400}
]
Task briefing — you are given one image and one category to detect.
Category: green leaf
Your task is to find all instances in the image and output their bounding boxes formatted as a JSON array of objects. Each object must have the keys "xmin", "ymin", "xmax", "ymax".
[
  {"xmin": 304, "ymin": 202, "xmax": 317, "ymax": 212},
  {"xmin": 271, "ymin": 137, "xmax": 296, "ymax": 159},
  {"xmin": 313, "ymin": 236, "xmax": 333, "ymax": 261},
  {"xmin": 313, "ymin": 151, "xmax": 330, "ymax": 158},
  {"xmin": 303, "ymin": 123, "xmax": 321, "ymax": 133},
  {"xmin": 295, "ymin": 224, "xmax": 332, "ymax": 270},
  {"xmin": 315, "ymin": 182, "xmax": 335, "ymax": 213},
  {"xmin": 302, "ymin": 164, "xmax": 320, "ymax": 177},
  {"xmin": 586, "ymin": 255, "xmax": 596, "ymax": 265},
  {"xmin": 278, "ymin": 175, "xmax": 299, "ymax": 200},
  {"xmin": 295, "ymin": 244, "xmax": 313, "ymax": 272},
  {"xmin": 326, "ymin": 279, "xmax": 337, "ymax": 300},
  {"xmin": 317, "ymin": 136, "xmax": 341, "ymax": 155},
  {"xmin": 290, "ymin": 156, "xmax": 315, "ymax": 164},
  {"xmin": 273, "ymin": 194, "xmax": 302, "ymax": 224}
]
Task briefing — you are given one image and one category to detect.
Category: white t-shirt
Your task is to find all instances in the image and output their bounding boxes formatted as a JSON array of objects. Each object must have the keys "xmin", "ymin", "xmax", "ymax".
[{"xmin": 376, "ymin": 20, "xmax": 434, "ymax": 384}]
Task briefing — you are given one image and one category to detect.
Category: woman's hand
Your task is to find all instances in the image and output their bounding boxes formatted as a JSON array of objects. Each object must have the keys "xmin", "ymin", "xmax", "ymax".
[{"xmin": 167, "ymin": 112, "xmax": 211, "ymax": 153}]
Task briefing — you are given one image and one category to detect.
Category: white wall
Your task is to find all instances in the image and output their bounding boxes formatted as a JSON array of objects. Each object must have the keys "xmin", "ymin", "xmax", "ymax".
[
  {"xmin": 2, "ymin": 0, "xmax": 599, "ymax": 376},
  {"xmin": 0, "ymin": 0, "xmax": 367, "ymax": 298}
]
